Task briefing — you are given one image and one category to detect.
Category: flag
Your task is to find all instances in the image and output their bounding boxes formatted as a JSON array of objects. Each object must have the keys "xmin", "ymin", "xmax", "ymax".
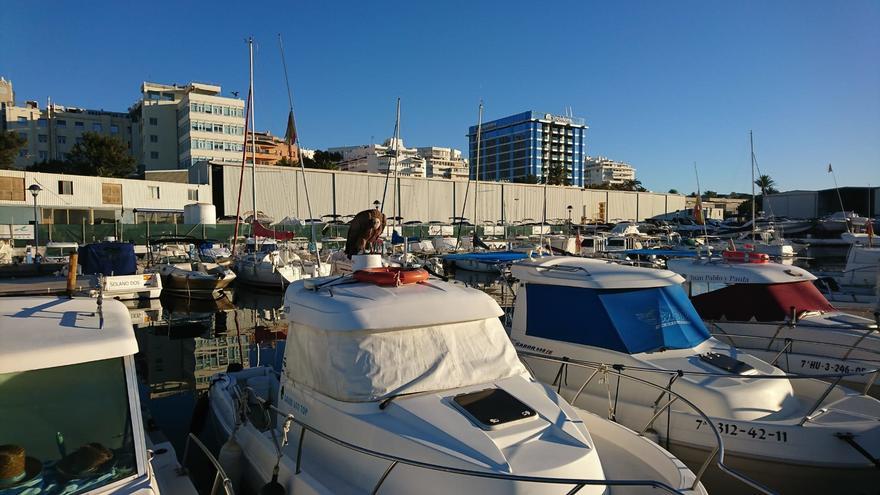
[
  {"xmin": 694, "ymin": 195, "xmax": 704, "ymax": 225},
  {"xmin": 827, "ymin": 163, "xmax": 833, "ymax": 173},
  {"xmin": 284, "ymin": 110, "xmax": 297, "ymax": 145}
]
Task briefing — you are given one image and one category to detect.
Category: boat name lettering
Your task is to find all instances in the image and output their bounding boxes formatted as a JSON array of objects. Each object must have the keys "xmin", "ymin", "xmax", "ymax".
[
  {"xmin": 688, "ymin": 274, "xmax": 750, "ymax": 284},
  {"xmin": 799, "ymin": 360, "xmax": 865, "ymax": 374},
  {"xmin": 107, "ymin": 279, "xmax": 144, "ymax": 289},
  {"xmin": 512, "ymin": 340, "xmax": 554, "ymax": 355},
  {"xmin": 281, "ymin": 395, "xmax": 309, "ymax": 416},
  {"xmin": 695, "ymin": 419, "xmax": 788, "ymax": 442}
]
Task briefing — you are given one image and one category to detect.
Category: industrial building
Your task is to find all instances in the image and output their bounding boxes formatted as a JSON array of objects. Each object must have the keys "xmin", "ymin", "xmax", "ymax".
[
  {"xmin": 765, "ymin": 187, "xmax": 879, "ymax": 218},
  {"xmin": 467, "ymin": 111, "xmax": 588, "ymax": 186}
]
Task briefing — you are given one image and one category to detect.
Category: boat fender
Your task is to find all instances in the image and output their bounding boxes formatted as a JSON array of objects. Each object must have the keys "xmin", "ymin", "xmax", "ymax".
[
  {"xmin": 218, "ymin": 435, "xmax": 243, "ymax": 493},
  {"xmin": 188, "ymin": 392, "xmax": 210, "ymax": 435}
]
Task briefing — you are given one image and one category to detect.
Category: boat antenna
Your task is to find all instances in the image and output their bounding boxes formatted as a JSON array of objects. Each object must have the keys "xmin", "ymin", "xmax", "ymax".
[
  {"xmin": 232, "ymin": 39, "xmax": 255, "ymax": 256},
  {"xmin": 279, "ymin": 34, "xmax": 321, "ymax": 266},
  {"xmin": 828, "ymin": 163, "xmax": 850, "ymax": 233},
  {"xmin": 749, "ymin": 130, "xmax": 756, "ymax": 241}
]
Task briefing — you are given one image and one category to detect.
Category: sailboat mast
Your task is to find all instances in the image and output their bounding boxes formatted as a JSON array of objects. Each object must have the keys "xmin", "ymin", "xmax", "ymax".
[
  {"xmin": 248, "ymin": 37, "xmax": 259, "ymax": 251},
  {"xmin": 393, "ymin": 98, "xmax": 401, "ymax": 229},
  {"xmin": 750, "ymin": 130, "xmax": 756, "ymax": 241},
  {"xmin": 473, "ymin": 102, "xmax": 483, "ymax": 237}
]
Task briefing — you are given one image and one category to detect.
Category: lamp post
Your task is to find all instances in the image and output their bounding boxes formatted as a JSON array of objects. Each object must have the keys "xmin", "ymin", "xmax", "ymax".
[
  {"xmin": 567, "ymin": 204, "xmax": 573, "ymax": 244},
  {"xmin": 373, "ymin": 200, "xmax": 380, "ymax": 210},
  {"xmin": 28, "ymin": 184, "xmax": 42, "ymax": 264}
]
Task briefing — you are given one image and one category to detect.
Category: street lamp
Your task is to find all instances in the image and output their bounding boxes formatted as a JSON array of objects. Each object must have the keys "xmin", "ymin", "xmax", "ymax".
[
  {"xmin": 28, "ymin": 184, "xmax": 42, "ymax": 264},
  {"xmin": 566, "ymin": 205, "xmax": 573, "ymax": 242},
  {"xmin": 373, "ymin": 200, "xmax": 380, "ymax": 210}
]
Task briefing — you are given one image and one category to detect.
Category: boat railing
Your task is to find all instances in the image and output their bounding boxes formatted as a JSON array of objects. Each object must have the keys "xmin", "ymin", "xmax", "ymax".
[
  {"xmin": 180, "ymin": 432, "xmax": 235, "ymax": 495},
  {"xmin": 239, "ymin": 386, "xmax": 696, "ymax": 495},
  {"xmin": 516, "ymin": 351, "xmax": 774, "ymax": 495}
]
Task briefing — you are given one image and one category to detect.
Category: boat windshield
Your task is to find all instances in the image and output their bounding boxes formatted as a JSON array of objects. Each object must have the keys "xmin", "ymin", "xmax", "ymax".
[
  {"xmin": 0, "ymin": 358, "xmax": 138, "ymax": 493},
  {"xmin": 690, "ymin": 280, "xmax": 835, "ymax": 322},
  {"xmin": 524, "ymin": 284, "xmax": 710, "ymax": 354}
]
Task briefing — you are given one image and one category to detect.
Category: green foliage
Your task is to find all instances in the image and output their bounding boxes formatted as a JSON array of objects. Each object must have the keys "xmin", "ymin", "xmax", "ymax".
[
  {"xmin": 702, "ymin": 190, "xmax": 718, "ymax": 198},
  {"xmin": 512, "ymin": 174, "xmax": 540, "ymax": 184},
  {"xmin": 66, "ymin": 132, "xmax": 136, "ymax": 177},
  {"xmin": 545, "ymin": 164, "xmax": 570, "ymax": 186},
  {"xmin": 668, "ymin": 188, "xmax": 679, "ymax": 194},
  {"xmin": 303, "ymin": 150, "xmax": 342, "ymax": 170},
  {"xmin": 754, "ymin": 174, "xmax": 778, "ymax": 195},
  {"xmin": 26, "ymin": 159, "xmax": 68, "ymax": 173},
  {"xmin": 0, "ymin": 131, "xmax": 27, "ymax": 169}
]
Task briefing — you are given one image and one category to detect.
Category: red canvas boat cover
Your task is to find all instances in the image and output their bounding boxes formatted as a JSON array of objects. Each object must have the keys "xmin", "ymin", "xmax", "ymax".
[
  {"xmin": 691, "ymin": 280, "xmax": 835, "ymax": 322},
  {"xmin": 252, "ymin": 221, "xmax": 297, "ymax": 241}
]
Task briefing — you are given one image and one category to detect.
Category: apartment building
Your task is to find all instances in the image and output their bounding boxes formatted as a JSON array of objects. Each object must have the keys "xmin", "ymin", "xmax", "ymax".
[
  {"xmin": 467, "ymin": 111, "xmax": 588, "ymax": 186},
  {"xmin": 129, "ymin": 81, "xmax": 245, "ymax": 171},
  {"xmin": 584, "ymin": 156, "xmax": 636, "ymax": 186},
  {"xmin": 415, "ymin": 146, "xmax": 469, "ymax": 179},
  {"xmin": 330, "ymin": 138, "xmax": 427, "ymax": 177}
]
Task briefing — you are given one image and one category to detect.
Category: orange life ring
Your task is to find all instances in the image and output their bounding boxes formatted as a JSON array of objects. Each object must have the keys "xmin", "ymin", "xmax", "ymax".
[
  {"xmin": 353, "ymin": 267, "xmax": 430, "ymax": 286},
  {"xmin": 722, "ymin": 250, "xmax": 769, "ymax": 264}
]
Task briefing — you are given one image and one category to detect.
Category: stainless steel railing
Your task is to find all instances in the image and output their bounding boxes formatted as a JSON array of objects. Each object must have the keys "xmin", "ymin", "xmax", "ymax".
[
  {"xmin": 180, "ymin": 432, "xmax": 235, "ymax": 495},
  {"xmin": 237, "ymin": 385, "xmax": 699, "ymax": 495}
]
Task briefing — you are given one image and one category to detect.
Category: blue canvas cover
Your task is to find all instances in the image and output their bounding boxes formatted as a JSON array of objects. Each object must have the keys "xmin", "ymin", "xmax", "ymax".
[
  {"xmin": 78, "ymin": 242, "xmax": 137, "ymax": 276},
  {"xmin": 444, "ymin": 251, "xmax": 528, "ymax": 263},
  {"xmin": 525, "ymin": 284, "xmax": 709, "ymax": 354},
  {"xmin": 391, "ymin": 230, "xmax": 420, "ymax": 245}
]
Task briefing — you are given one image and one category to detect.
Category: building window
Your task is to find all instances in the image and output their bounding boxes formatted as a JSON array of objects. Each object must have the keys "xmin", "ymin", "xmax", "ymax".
[
  {"xmin": 56, "ymin": 119, "xmax": 67, "ymax": 127},
  {"xmin": 148, "ymin": 186, "xmax": 160, "ymax": 199},
  {"xmin": 18, "ymin": 149, "xmax": 27, "ymax": 157},
  {"xmin": 110, "ymin": 124, "xmax": 119, "ymax": 134},
  {"xmin": 58, "ymin": 180, "xmax": 73, "ymax": 195},
  {"xmin": 93, "ymin": 123, "xmax": 103, "ymax": 132},
  {"xmin": 150, "ymin": 135, "xmax": 158, "ymax": 143},
  {"xmin": 17, "ymin": 116, "xmax": 27, "ymax": 124},
  {"xmin": 75, "ymin": 121, "xmax": 84, "ymax": 128},
  {"xmin": 187, "ymin": 189, "xmax": 199, "ymax": 201},
  {"xmin": 75, "ymin": 137, "xmax": 83, "ymax": 145},
  {"xmin": 38, "ymin": 134, "xmax": 48, "ymax": 143},
  {"xmin": 101, "ymin": 183, "xmax": 122, "ymax": 205},
  {"xmin": 57, "ymin": 136, "xmax": 66, "ymax": 144},
  {"xmin": 0, "ymin": 176, "xmax": 25, "ymax": 201},
  {"xmin": 38, "ymin": 151, "xmax": 48, "ymax": 161},
  {"xmin": 149, "ymin": 117, "xmax": 158, "ymax": 126},
  {"xmin": 150, "ymin": 151, "xmax": 159, "ymax": 159}
]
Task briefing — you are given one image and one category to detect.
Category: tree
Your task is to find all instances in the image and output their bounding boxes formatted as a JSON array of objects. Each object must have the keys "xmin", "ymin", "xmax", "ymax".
[
  {"xmin": 26, "ymin": 159, "xmax": 68, "ymax": 173},
  {"xmin": 702, "ymin": 190, "xmax": 718, "ymax": 198},
  {"xmin": 545, "ymin": 164, "xmax": 569, "ymax": 186},
  {"xmin": 754, "ymin": 174, "xmax": 778, "ymax": 195},
  {"xmin": 0, "ymin": 131, "xmax": 27, "ymax": 169},
  {"xmin": 668, "ymin": 188, "xmax": 679, "ymax": 194},
  {"xmin": 614, "ymin": 179, "xmax": 647, "ymax": 192},
  {"xmin": 276, "ymin": 156, "xmax": 295, "ymax": 167},
  {"xmin": 513, "ymin": 174, "xmax": 539, "ymax": 184},
  {"xmin": 303, "ymin": 150, "xmax": 341, "ymax": 170},
  {"xmin": 66, "ymin": 132, "xmax": 135, "ymax": 177}
]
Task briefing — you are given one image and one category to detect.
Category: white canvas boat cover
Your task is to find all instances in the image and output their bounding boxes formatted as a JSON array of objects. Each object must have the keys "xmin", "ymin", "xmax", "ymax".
[{"xmin": 283, "ymin": 278, "xmax": 525, "ymax": 402}]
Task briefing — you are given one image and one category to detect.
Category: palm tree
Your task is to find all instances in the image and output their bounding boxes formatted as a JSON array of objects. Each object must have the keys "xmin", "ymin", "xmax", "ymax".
[{"xmin": 754, "ymin": 175, "xmax": 777, "ymax": 194}]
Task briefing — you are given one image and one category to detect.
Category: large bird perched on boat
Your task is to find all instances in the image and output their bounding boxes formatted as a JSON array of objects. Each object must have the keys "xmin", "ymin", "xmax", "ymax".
[{"xmin": 345, "ymin": 208, "xmax": 386, "ymax": 258}]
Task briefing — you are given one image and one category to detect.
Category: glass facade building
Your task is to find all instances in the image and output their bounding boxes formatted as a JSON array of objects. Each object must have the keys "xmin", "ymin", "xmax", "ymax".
[{"xmin": 467, "ymin": 111, "xmax": 588, "ymax": 187}]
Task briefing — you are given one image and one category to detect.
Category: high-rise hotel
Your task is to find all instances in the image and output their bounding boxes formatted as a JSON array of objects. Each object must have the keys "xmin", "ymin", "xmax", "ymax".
[{"xmin": 467, "ymin": 111, "xmax": 587, "ymax": 187}]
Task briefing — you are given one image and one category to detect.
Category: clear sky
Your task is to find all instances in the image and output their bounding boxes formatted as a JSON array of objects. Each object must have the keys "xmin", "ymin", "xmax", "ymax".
[{"xmin": 2, "ymin": 0, "xmax": 878, "ymax": 193}]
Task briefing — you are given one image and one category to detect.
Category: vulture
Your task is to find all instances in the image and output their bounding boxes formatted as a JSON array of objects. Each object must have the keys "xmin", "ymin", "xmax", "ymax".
[{"xmin": 345, "ymin": 209, "xmax": 386, "ymax": 258}]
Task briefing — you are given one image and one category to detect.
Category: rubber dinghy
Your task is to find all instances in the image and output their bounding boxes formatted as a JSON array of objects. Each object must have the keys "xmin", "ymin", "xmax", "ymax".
[
  {"xmin": 510, "ymin": 257, "xmax": 880, "ymax": 495},
  {"xmin": 207, "ymin": 257, "xmax": 707, "ymax": 495},
  {"xmin": 666, "ymin": 255, "xmax": 880, "ymax": 396}
]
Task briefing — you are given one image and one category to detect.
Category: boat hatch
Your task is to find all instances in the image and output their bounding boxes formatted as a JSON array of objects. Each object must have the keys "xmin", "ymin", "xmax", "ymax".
[
  {"xmin": 699, "ymin": 352, "xmax": 755, "ymax": 374},
  {"xmin": 452, "ymin": 388, "xmax": 536, "ymax": 430}
]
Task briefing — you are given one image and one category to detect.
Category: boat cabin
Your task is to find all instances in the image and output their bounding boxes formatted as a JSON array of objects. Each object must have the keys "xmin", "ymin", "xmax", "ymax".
[
  {"xmin": 666, "ymin": 258, "xmax": 836, "ymax": 322},
  {"xmin": 43, "ymin": 242, "xmax": 79, "ymax": 264},
  {"xmin": 509, "ymin": 257, "xmax": 710, "ymax": 355},
  {"xmin": 0, "ymin": 297, "xmax": 149, "ymax": 494}
]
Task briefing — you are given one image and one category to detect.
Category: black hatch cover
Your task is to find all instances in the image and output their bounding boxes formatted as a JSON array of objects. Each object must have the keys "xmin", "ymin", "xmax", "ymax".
[
  {"xmin": 452, "ymin": 388, "xmax": 536, "ymax": 430},
  {"xmin": 699, "ymin": 352, "xmax": 755, "ymax": 374}
]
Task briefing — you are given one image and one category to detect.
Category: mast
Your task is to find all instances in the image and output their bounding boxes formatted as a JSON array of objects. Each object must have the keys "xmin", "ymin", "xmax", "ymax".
[
  {"xmin": 393, "ymin": 98, "xmax": 402, "ymax": 229},
  {"xmin": 248, "ymin": 37, "xmax": 259, "ymax": 252},
  {"xmin": 750, "ymin": 130, "xmax": 756, "ymax": 241},
  {"xmin": 232, "ymin": 40, "xmax": 255, "ymax": 256},
  {"xmin": 473, "ymin": 101, "xmax": 483, "ymax": 244}
]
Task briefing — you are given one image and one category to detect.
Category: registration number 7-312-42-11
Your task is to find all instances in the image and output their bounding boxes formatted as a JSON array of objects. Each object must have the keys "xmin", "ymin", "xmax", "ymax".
[{"xmin": 694, "ymin": 419, "xmax": 788, "ymax": 442}]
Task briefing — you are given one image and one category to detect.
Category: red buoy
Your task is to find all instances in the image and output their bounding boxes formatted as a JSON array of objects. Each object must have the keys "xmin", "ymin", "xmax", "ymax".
[{"xmin": 353, "ymin": 267, "xmax": 430, "ymax": 286}]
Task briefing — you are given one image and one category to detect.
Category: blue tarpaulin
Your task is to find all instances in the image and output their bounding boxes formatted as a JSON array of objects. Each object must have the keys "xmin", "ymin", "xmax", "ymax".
[
  {"xmin": 391, "ymin": 230, "xmax": 420, "ymax": 245},
  {"xmin": 443, "ymin": 251, "xmax": 528, "ymax": 263},
  {"xmin": 525, "ymin": 284, "xmax": 709, "ymax": 354},
  {"xmin": 78, "ymin": 242, "xmax": 137, "ymax": 276}
]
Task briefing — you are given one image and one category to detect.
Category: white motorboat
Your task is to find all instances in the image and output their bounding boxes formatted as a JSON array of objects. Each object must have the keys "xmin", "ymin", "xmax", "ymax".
[
  {"xmin": 510, "ymin": 257, "xmax": 880, "ymax": 494},
  {"xmin": 0, "ymin": 297, "xmax": 220, "ymax": 495},
  {"xmin": 813, "ymin": 245, "xmax": 880, "ymax": 310},
  {"xmin": 667, "ymin": 255, "xmax": 880, "ymax": 395},
  {"xmin": 208, "ymin": 261, "xmax": 707, "ymax": 494}
]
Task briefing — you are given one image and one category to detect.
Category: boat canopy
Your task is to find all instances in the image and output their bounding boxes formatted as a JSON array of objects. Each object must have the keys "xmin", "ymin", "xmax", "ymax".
[
  {"xmin": 283, "ymin": 278, "xmax": 522, "ymax": 402},
  {"xmin": 524, "ymin": 284, "xmax": 710, "ymax": 354},
  {"xmin": 512, "ymin": 256, "xmax": 683, "ymax": 290},
  {"xmin": 0, "ymin": 297, "xmax": 137, "ymax": 374},
  {"xmin": 691, "ymin": 281, "xmax": 835, "ymax": 322},
  {"xmin": 78, "ymin": 242, "xmax": 137, "ymax": 275},
  {"xmin": 443, "ymin": 251, "xmax": 528, "ymax": 263}
]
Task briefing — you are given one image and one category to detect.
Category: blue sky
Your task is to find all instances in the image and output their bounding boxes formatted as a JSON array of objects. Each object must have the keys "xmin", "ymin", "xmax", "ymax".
[{"xmin": 3, "ymin": 0, "xmax": 878, "ymax": 193}]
